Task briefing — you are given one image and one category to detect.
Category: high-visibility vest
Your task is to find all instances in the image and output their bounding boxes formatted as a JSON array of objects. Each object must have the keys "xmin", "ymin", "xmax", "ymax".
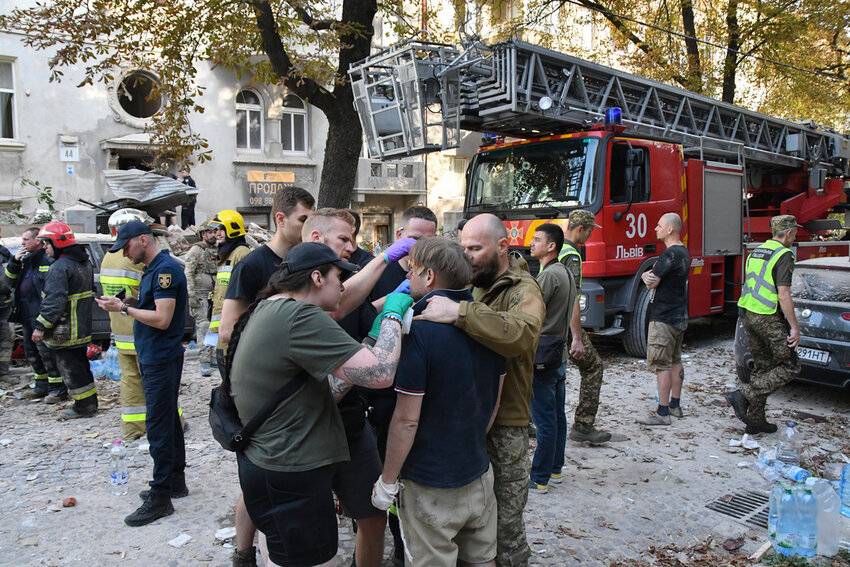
[
  {"xmin": 738, "ymin": 239, "xmax": 792, "ymax": 315},
  {"xmin": 558, "ymin": 242, "xmax": 582, "ymax": 287},
  {"xmin": 209, "ymin": 246, "xmax": 250, "ymax": 331},
  {"xmin": 100, "ymin": 251, "xmax": 143, "ymax": 352}
]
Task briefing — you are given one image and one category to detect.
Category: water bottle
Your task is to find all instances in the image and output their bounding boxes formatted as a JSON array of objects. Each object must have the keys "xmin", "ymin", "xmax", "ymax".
[
  {"xmin": 808, "ymin": 477, "xmax": 841, "ymax": 556},
  {"xmin": 775, "ymin": 462, "xmax": 811, "ymax": 483},
  {"xmin": 776, "ymin": 420, "xmax": 801, "ymax": 466},
  {"xmin": 768, "ymin": 481, "xmax": 784, "ymax": 548},
  {"xmin": 774, "ymin": 484, "xmax": 797, "ymax": 555},
  {"xmin": 794, "ymin": 483, "xmax": 818, "ymax": 557},
  {"xmin": 109, "ymin": 440, "xmax": 128, "ymax": 495},
  {"xmin": 841, "ymin": 463, "xmax": 850, "ymax": 518},
  {"xmin": 188, "ymin": 340, "xmax": 196, "ymax": 350}
]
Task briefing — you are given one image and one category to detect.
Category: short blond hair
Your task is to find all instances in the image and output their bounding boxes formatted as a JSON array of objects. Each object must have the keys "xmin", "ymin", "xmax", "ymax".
[
  {"xmin": 301, "ymin": 208, "xmax": 356, "ymax": 240},
  {"xmin": 409, "ymin": 237, "xmax": 472, "ymax": 289}
]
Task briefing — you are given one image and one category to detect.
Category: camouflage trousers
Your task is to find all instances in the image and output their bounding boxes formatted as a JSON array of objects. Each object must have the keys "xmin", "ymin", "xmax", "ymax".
[
  {"xmin": 740, "ymin": 311, "xmax": 801, "ymax": 425},
  {"xmin": 191, "ymin": 296, "xmax": 213, "ymax": 364},
  {"xmin": 486, "ymin": 425, "xmax": 531, "ymax": 567},
  {"xmin": 569, "ymin": 329, "xmax": 604, "ymax": 433}
]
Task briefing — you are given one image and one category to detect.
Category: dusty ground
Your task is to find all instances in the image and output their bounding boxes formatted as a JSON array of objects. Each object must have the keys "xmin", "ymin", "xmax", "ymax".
[{"xmin": 0, "ymin": 316, "xmax": 848, "ymax": 566}]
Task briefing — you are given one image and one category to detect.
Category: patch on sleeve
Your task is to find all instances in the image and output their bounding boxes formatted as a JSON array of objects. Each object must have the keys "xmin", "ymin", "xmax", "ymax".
[{"xmin": 158, "ymin": 273, "xmax": 172, "ymax": 289}]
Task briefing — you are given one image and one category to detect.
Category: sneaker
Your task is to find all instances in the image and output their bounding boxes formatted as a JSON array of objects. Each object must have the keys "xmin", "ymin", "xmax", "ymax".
[
  {"xmin": 139, "ymin": 485, "xmax": 189, "ymax": 500},
  {"xmin": 568, "ymin": 427, "xmax": 612, "ymax": 443},
  {"xmin": 200, "ymin": 362, "xmax": 212, "ymax": 377},
  {"xmin": 57, "ymin": 406, "xmax": 97, "ymax": 420},
  {"xmin": 745, "ymin": 422, "xmax": 778, "ymax": 434},
  {"xmin": 124, "ymin": 494, "xmax": 174, "ymax": 527},
  {"xmin": 20, "ymin": 389, "xmax": 48, "ymax": 400},
  {"xmin": 549, "ymin": 473, "xmax": 563, "ymax": 484},
  {"xmin": 668, "ymin": 406, "xmax": 684, "ymax": 418},
  {"xmin": 635, "ymin": 412, "xmax": 672, "ymax": 426},
  {"xmin": 44, "ymin": 392, "xmax": 69, "ymax": 405},
  {"xmin": 232, "ymin": 546, "xmax": 258, "ymax": 567},
  {"xmin": 529, "ymin": 481, "xmax": 548, "ymax": 494},
  {"xmin": 724, "ymin": 390, "xmax": 751, "ymax": 425}
]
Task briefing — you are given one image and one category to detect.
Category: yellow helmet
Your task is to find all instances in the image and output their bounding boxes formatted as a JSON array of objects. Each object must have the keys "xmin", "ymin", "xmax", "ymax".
[
  {"xmin": 107, "ymin": 208, "xmax": 153, "ymax": 237},
  {"xmin": 209, "ymin": 209, "xmax": 246, "ymax": 238}
]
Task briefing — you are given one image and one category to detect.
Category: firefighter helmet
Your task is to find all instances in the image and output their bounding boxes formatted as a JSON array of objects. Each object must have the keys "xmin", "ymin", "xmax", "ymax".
[
  {"xmin": 36, "ymin": 221, "xmax": 77, "ymax": 248},
  {"xmin": 209, "ymin": 210, "xmax": 246, "ymax": 238},
  {"xmin": 107, "ymin": 208, "xmax": 154, "ymax": 237}
]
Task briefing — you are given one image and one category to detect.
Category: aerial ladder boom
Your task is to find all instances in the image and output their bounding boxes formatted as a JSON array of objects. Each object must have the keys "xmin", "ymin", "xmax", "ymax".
[{"xmin": 349, "ymin": 39, "xmax": 850, "ymax": 177}]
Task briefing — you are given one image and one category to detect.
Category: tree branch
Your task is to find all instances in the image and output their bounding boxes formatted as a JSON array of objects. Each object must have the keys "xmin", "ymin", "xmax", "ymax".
[{"xmin": 293, "ymin": 6, "xmax": 341, "ymax": 31}]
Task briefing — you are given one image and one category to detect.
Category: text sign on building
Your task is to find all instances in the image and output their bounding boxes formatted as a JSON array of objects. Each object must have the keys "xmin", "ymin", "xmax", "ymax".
[
  {"xmin": 59, "ymin": 142, "xmax": 79, "ymax": 162},
  {"xmin": 246, "ymin": 171, "xmax": 295, "ymax": 206}
]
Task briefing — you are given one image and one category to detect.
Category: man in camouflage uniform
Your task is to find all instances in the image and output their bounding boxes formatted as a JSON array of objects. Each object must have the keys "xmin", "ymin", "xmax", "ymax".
[
  {"xmin": 558, "ymin": 210, "xmax": 611, "ymax": 443},
  {"xmin": 184, "ymin": 222, "xmax": 217, "ymax": 377},
  {"xmin": 726, "ymin": 215, "xmax": 801, "ymax": 434},
  {"xmin": 0, "ymin": 229, "xmax": 13, "ymax": 376},
  {"xmin": 417, "ymin": 213, "xmax": 544, "ymax": 567}
]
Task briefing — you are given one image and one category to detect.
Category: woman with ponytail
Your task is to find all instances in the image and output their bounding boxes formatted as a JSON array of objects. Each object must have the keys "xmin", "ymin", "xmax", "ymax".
[{"xmin": 226, "ymin": 242, "xmax": 412, "ymax": 567}]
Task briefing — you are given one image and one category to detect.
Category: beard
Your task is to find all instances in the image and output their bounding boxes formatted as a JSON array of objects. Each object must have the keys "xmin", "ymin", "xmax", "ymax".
[{"xmin": 470, "ymin": 251, "xmax": 501, "ymax": 288}]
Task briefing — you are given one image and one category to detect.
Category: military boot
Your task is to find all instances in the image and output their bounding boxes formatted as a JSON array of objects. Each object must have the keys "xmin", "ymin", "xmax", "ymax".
[
  {"xmin": 232, "ymin": 546, "xmax": 258, "ymax": 567},
  {"xmin": 125, "ymin": 493, "xmax": 174, "ymax": 527}
]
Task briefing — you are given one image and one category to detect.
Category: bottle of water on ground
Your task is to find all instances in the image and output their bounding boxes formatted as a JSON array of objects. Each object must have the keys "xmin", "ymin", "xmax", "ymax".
[
  {"xmin": 841, "ymin": 463, "xmax": 850, "ymax": 518},
  {"xmin": 110, "ymin": 439, "xmax": 128, "ymax": 495},
  {"xmin": 768, "ymin": 481, "xmax": 784, "ymax": 549},
  {"xmin": 776, "ymin": 420, "xmax": 801, "ymax": 466},
  {"xmin": 807, "ymin": 477, "xmax": 841, "ymax": 556},
  {"xmin": 774, "ymin": 484, "xmax": 797, "ymax": 556},
  {"xmin": 794, "ymin": 483, "xmax": 818, "ymax": 557}
]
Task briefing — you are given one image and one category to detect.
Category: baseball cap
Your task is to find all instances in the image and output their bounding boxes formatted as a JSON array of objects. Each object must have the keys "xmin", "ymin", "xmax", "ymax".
[
  {"xmin": 281, "ymin": 242, "xmax": 360, "ymax": 275},
  {"xmin": 770, "ymin": 215, "xmax": 802, "ymax": 232},
  {"xmin": 569, "ymin": 209, "xmax": 602, "ymax": 228},
  {"xmin": 109, "ymin": 221, "xmax": 152, "ymax": 253}
]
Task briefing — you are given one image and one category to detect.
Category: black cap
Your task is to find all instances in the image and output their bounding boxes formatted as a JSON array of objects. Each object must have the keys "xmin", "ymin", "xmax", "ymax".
[
  {"xmin": 281, "ymin": 242, "xmax": 359, "ymax": 274},
  {"xmin": 109, "ymin": 221, "xmax": 152, "ymax": 253}
]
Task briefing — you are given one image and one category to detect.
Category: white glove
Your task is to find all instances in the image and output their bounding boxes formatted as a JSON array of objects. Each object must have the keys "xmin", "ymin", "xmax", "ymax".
[{"xmin": 371, "ymin": 475, "xmax": 399, "ymax": 510}]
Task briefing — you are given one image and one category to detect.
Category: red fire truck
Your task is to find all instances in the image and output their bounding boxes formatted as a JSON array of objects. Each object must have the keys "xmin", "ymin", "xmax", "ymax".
[{"xmin": 350, "ymin": 38, "xmax": 850, "ymax": 356}]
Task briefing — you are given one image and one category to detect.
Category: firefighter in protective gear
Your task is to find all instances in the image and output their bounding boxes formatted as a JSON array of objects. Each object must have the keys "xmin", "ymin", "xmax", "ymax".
[
  {"xmin": 727, "ymin": 214, "xmax": 801, "ymax": 434},
  {"xmin": 208, "ymin": 210, "xmax": 250, "ymax": 378},
  {"xmin": 6, "ymin": 227, "xmax": 64, "ymax": 400},
  {"xmin": 32, "ymin": 221, "xmax": 98, "ymax": 419},
  {"xmin": 184, "ymin": 221, "xmax": 218, "ymax": 376}
]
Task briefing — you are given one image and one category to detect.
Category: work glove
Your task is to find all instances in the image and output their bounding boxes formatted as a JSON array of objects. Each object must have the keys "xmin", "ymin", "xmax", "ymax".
[
  {"xmin": 371, "ymin": 475, "xmax": 400, "ymax": 511},
  {"xmin": 367, "ymin": 293, "xmax": 414, "ymax": 340},
  {"xmin": 381, "ymin": 238, "xmax": 416, "ymax": 264}
]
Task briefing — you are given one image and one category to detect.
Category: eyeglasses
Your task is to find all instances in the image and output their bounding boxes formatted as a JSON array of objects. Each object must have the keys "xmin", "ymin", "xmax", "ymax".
[{"xmin": 406, "ymin": 265, "xmax": 428, "ymax": 278}]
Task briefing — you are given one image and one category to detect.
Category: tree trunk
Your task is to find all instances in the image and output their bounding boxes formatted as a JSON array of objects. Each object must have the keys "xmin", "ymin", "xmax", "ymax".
[
  {"xmin": 318, "ymin": 105, "xmax": 364, "ymax": 208},
  {"xmin": 722, "ymin": 0, "xmax": 739, "ymax": 103},
  {"xmin": 679, "ymin": 0, "xmax": 702, "ymax": 92}
]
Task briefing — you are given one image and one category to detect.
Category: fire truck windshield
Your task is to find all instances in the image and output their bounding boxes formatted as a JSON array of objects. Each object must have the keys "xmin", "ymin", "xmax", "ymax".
[{"xmin": 467, "ymin": 138, "xmax": 599, "ymax": 214}]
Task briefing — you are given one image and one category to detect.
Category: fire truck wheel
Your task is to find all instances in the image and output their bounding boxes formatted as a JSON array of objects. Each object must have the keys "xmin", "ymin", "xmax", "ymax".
[{"xmin": 622, "ymin": 285, "xmax": 651, "ymax": 358}]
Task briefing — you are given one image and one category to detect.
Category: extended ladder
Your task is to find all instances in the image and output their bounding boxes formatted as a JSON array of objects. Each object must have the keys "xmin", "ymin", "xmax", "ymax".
[{"xmin": 349, "ymin": 39, "xmax": 850, "ymax": 176}]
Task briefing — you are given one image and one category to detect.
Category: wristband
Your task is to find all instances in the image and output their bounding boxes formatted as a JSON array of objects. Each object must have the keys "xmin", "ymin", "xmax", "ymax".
[
  {"xmin": 382, "ymin": 313, "xmax": 402, "ymax": 324},
  {"xmin": 381, "ymin": 252, "xmax": 390, "ymax": 264}
]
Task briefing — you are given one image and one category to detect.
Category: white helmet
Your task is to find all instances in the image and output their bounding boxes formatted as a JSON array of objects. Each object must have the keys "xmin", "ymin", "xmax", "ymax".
[{"xmin": 107, "ymin": 208, "xmax": 154, "ymax": 236}]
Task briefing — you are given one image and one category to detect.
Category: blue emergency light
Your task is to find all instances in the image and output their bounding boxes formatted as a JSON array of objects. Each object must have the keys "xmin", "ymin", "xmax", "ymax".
[{"xmin": 604, "ymin": 107, "xmax": 622, "ymax": 126}]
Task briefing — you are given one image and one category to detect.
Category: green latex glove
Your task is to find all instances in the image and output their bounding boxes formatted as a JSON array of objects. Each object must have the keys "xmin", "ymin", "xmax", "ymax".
[{"xmin": 368, "ymin": 293, "xmax": 414, "ymax": 340}]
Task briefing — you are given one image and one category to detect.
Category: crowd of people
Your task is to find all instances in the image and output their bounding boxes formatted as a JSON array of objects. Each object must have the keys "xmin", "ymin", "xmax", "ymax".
[{"xmin": 0, "ymin": 183, "xmax": 805, "ymax": 567}]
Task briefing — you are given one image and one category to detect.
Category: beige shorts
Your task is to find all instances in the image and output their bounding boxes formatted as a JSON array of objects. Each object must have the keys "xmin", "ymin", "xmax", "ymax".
[
  {"xmin": 646, "ymin": 321, "xmax": 684, "ymax": 372},
  {"xmin": 398, "ymin": 465, "xmax": 497, "ymax": 566}
]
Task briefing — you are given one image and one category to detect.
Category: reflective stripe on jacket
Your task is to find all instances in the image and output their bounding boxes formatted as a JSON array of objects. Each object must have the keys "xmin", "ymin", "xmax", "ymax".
[
  {"xmin": 100, "ymin": 252, "xmax": 143, "ymax": 352},
  {"xmin": 738, "ymin": 239, "xmax": 792, "ymax": 315}
]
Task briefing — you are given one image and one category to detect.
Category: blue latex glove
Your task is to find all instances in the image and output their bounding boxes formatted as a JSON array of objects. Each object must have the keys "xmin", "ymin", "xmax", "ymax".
[{"xmin": 392, "ymin": 280, "xmax": 410, "ymax": 295}]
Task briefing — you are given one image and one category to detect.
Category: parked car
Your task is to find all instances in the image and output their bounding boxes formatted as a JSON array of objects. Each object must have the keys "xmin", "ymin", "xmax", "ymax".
[
  {"xmin": 3, "ymin": 233, "xmax": 195, "ymax": 347},
  {"xmin": 734, "ymin": 256, "xmax": 850, "ymax": 389}
]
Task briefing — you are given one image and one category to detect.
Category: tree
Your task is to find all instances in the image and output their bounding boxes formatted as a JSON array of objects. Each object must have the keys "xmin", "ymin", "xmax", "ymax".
[{"xmin": 0, "ymin": 0, "xmax": 419, "ymax": 207}]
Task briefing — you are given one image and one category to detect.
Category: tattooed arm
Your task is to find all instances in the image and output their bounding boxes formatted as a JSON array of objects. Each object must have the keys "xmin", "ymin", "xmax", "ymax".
[{"xmin": 328, "ymin": 317, "xmax": 403, "ymax": 402}]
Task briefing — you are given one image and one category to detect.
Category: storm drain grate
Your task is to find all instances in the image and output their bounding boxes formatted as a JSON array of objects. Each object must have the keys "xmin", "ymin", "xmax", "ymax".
[{"xmin": 705, "ymin": 489, "xmax": 769, "ymax": 529}]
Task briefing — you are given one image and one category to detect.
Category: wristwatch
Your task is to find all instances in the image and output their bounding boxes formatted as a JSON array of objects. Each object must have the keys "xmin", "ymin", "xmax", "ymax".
[{"xmin": 120, "ymin": 303, "xmax": 129, "ymax": 317}]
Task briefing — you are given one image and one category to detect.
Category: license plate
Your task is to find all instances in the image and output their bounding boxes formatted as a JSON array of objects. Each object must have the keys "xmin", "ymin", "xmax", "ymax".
[{"xmin": 798, "ymin": 347, "xmax": 830, "ymax": 365}]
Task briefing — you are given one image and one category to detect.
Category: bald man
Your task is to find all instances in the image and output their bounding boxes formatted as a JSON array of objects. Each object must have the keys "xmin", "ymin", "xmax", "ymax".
[
  {"xmin": 638, "ymin": 213, "xmax": 690, "ymax": 425},
  {"xmin": 416, "ymin": 213, "xmax": 544, "ymax": 567}
]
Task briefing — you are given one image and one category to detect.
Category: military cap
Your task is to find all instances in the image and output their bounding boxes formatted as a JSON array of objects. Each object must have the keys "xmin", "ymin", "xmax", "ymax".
[
  {"xmin": 569, "ymin": 209, "xmax": 602, "ymax": 228},
  {"xmin": 770, "ymin": 215, "xmax": 801, "ymax": 232},
  {"xmin": 196, "ymin": 221, "xmax": 214, "ymax": 237}
]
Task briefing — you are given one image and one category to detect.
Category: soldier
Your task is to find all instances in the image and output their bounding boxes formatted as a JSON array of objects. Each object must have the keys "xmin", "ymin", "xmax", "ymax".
[
  {"xmin": 558, "ymin": 210, "xmax": 611, "ymax": 443},
  {"xmin": 208, "ymin": 210, "xmax": 251, "ymax": 378},
  {"xmin": 184, "ymin": 221, "xmax": 218, "ymax": 377},
  {"xmin": 101, "ymin": 209, "xmax": 152, "ymax": 439},
  {"xmin": 726, "ymin": 215, "xmax": 802, "ymax": 434},
  {"xmin": 6, "ymin": 227, "xmax": 64, "ymax": 400},
  {"xmin": 0, "ymin": 228, "xmax": 14, "ymax": 376},
  {"xmin": 32, "ymin": 222, "xmax": 98, "ymax": 419}
]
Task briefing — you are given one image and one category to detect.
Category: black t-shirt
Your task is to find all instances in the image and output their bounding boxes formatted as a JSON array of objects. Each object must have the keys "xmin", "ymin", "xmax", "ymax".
[
  {"xmin": 225, "ymin": 245, "xmax": 284, "ymax": 304},
  {"xmin": 369, "ymin": 261, "xmax": 407, "ymax": 302},
  {"xmin": 648, "ymin": 244, "xmax": 690, "ymax": 330}
]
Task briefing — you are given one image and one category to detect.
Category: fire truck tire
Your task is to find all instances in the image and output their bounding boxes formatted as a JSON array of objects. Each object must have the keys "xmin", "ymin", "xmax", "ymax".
[{"xmin": 622, "ymin": 285, "xmax": 651, "ymax": 358}]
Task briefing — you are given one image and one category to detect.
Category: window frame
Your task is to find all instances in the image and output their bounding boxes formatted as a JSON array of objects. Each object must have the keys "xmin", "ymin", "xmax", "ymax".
[
  {"xmin": 236, "ymin": 89, "xmax": 264, "ymax": 151},
  {"xmin": 280, "ymin": 94, "xmax": 308, "ymax": 154},
  {"xmin": 0, "ymin": 59, "xmax": 18, "ymax": 141}
]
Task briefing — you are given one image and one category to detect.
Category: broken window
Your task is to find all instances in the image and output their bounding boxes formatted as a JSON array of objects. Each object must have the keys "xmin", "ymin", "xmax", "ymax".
[{"xmin": 117, "ymin": 71, "xmax": 162, "ymax": 119}]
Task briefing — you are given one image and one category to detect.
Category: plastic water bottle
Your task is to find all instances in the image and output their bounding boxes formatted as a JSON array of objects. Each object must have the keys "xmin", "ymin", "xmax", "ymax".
[
  {"xmin": 776, "ymin": 420, "xmax": 801, "ymax": 466},
  {"xmin": 775, "ymin": 462, "xmax": 811, "ymax": 483},
  {"xmin": 188, "ymin": 340, "xmax": 196, "ymax": 350},
  {"xmin": 808, "ymin": 477, "xmax": 841, "ymax": 556},
  {"xmin": 774, "ymin": 484, "xmax": 797, "ymax": 555},
  {"xmin": 768, "ymin": 481, "xmax": 784, "ymax": 548},
  {"xmin": 109, "ymin": 440, "xmax": 128, "ymax": 495},
  {"xmin": 794, "ymin": 483, "xmax": 818, "ymax": 557},
  {"xmin": 841, "ymin": 463, "xmax": 850, "ymax": 518}
]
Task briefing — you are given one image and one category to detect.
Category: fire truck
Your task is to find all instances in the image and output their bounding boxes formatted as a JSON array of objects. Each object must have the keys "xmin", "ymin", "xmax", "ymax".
[{"xmin": 349, "ymin": 38, "xmax": 850, "ymax": 357}]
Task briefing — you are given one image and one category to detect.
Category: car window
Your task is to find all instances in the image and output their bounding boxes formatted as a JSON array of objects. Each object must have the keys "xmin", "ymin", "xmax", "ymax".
[{"xmin": 792, "ymin": 267, "xmax": 850, "ymax": 303}]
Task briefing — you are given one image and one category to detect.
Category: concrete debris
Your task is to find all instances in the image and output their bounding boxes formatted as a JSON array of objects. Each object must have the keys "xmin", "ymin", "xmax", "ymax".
[
  {"xmin": 167, "ymin": 533, "xmax": 192, "ymax": 548},
  {"xmin": 215, "ymin": 527, "xmax": 237, "ymax": 541}
]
